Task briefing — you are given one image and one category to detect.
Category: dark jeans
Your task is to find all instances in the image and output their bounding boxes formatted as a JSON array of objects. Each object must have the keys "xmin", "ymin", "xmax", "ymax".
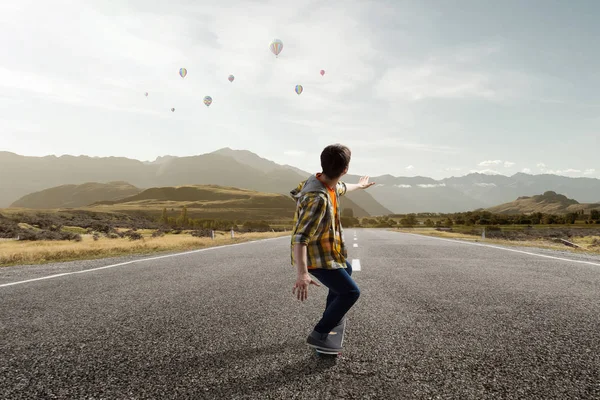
[{"xmin": 309, "ymin": 260, "xmax": 360, "ymax": 334}]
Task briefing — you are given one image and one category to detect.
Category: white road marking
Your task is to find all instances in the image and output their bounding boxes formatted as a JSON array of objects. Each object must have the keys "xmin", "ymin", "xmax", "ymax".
[
  {"xmin": 353, "ymin": 237, "xmax": 357, "ymax": 241},
  {"xmin": 402, "ymin": 232, "xmax": 600, "ymax": 267},
  {"xmin": 353, "ymin": 243, "xmax": 358, "ymax": 247},
  {"xmin": 352, "ymin": 259, "xmax": 361, "ymax": 271},
  {"xmin": 0, "ymin": 236, "xmax": 288, "ymax": 288}
]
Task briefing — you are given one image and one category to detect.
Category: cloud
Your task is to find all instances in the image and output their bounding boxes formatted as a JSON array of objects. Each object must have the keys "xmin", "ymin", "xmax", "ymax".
[
  {"xmin": 417, "ymin": 183, "xmax": 446, "ymax": 188},
  {"xmin": 538, "ymin": 167, "xmax": 586, "ymax": 176},
  {"xmin": 445, "ymin": 167, "xmax": 463, "ymax": 172},
  {"xmin": 537, "ymin": 163, "xmax": 547, "ymax": 168},
  {"xmin": 522, "ymin": 168, "xmax": 532, "ymax": 173},
  {"xmin": 478, "ymin": 160, "xmax": 502, "ymax": 166},
  {"xmin": 394, "ymin": 184, "xmax": 412, "ymax": 188},
  {"xmin": 470, "ymin": 169, "xmax": 501, "ymax": 175},
  {"xmin": 283, "ymin": 150, "xmax": 306, "ymax": 157},
  {"xmin": 478, "ymin": 160, "xmax": 514, "ymax": 168},
  {"xmin": 406, "ymin": 165, "xmax": 415, "ymax": 170},
  {"xmin": 584, "ymin": 169, "xmax": 596, "ymax": 175},
  {"xmin": 474, "ymin": 183, "xmax": 497, "ymax": 187},
  {"xmin": 373, "ymin": 44, "xmax": 501, "ymax": 101}
]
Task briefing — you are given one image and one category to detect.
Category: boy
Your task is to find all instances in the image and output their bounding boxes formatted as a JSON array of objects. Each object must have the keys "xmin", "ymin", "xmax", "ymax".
[{"xmin": 289, "ymin": 144, "xmax": 375, "ymax": 351}]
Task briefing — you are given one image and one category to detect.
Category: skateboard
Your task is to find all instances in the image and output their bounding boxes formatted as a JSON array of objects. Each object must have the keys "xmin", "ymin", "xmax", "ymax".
[{"xmin": 313, "ymin": 319, "xmax": 346, "ymax": 356}]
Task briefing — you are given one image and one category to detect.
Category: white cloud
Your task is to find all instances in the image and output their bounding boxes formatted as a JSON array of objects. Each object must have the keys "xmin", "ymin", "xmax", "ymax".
[
  {"xmin": 474, "ymin": 183, "xmax": 497, "ymax": 187},
  {"xmin": 394, "ymin": 184, "xmax": 412, "ymax": 188},
  {"xmin": 538, "ymin": 167, "xmax": 585, "ymax": 176},
  {"xmin": 584, "ymin": 169, "xmax": 596, "ymax": 175},
  {"xmin": 374, "ymin": 48, "xmax": 498, "ymax": 101},
  {"xmin": 417, "ymin": 183, "xmax": 446, "ymax": 188},
  {"xmin": 445, "ymin": 167, "xmax": 463, "ymax": 171},
  {"xmin": 470, "ymin": 169, "xmax": 500, "ymax": 175},
  {"xmin": 537, "ymin": 163, "xmax": 546, "ymax": 168},
  {"xmin": 478, "ymin": 160, "xmax": 502, "ymax": 166},
  {"xmin": 522, "ymin": 168, "xmax": 532, "ymax": 173},
  {"xmin": 406, "ymin": 165, "xmax": 415, "ymax": 170},
  {"xmin": 283, "ymin": 150, "xmax": 306, "ymax": 157},
  {"xmin": 478, "ymin": 160, "xmax": 514, "ymax": 168}
]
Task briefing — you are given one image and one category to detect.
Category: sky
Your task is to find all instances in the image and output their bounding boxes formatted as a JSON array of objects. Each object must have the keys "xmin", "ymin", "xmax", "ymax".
[{"xmin": 1, "ymin": 0, "xmax": 599, "ymax": 180}]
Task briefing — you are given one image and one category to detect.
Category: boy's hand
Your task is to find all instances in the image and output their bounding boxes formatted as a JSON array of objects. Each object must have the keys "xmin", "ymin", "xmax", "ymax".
[
  {"xmin": 358, "ymin": 176, "xmax": 376, "ymax": 189},
  {"xmin": 293, "ymin": 273, "xmax": 321, "ymax": 301}
]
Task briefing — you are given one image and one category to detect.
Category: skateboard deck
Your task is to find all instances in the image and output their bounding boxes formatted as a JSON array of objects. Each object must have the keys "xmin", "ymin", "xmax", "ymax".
[{"xmin": 314, "ymin": 319, "xmax": 346, "ymax": 356}]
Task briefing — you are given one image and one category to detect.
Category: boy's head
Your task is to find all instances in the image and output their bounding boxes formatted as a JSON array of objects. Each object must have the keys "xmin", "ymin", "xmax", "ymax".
[{"xmin": 320, "ymin": 144, "xmax": 351, "ymax": 179}]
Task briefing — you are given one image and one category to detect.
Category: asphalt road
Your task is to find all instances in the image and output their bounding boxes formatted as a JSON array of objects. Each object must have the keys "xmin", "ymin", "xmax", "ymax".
[{"xmin": 1, "ymin": 229, "xmax": 599, "ymax": 399}]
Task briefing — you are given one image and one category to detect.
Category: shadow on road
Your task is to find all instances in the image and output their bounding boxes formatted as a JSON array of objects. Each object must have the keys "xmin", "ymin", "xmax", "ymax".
[{"xmin": 176, "ymin": 340, "xmax": 340, "ymax": 397}]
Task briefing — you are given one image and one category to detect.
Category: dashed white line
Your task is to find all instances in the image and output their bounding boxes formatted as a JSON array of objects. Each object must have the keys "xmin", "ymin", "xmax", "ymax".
[
  {"xmin": 351, "ymin": 259, "xmax": 361, "ymax": 271},
  {"xmin": 353, "ymin": 243, "xmax": 358, "ymax": 247},
  {"xmin": 353, "ymin": 237, "xmax": 357, "ymax": 241},
  {"xmin": 0, "ymin": 236, "xmax": 288, "ymax": 288}
]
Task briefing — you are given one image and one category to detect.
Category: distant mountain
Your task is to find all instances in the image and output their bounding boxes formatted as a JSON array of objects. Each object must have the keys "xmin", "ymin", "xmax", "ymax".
[
  {"xmin": 9, "ymin": 181, "xmax": 141, "ymax": 209},
  {"xmin": 486, "ymin": 191, "xmax": 600, "ymax": 215},
  {"xmin": 2, "ymin": 149, "xmax": 600, "ymax": 214},
  {"xmin": 359, "ymin": 172, "xmax": 600, "ymax": 213},
  {"xmin": 0, "ymin": 149, "xmax": 387, "ymax": 217}
]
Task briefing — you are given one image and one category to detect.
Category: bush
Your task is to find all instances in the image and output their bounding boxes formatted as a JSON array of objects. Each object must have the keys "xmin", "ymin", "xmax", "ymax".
[
  {"xmin": 122, "ymin": 230, "xmax": 143, "ymax": 240},
  {"xmin": 151, "ymin": 229, "xmax": 165, "ymax": 238},
  {"xmin": 191, "ymin": 229, "xmax": 212, "ymax": 238}
]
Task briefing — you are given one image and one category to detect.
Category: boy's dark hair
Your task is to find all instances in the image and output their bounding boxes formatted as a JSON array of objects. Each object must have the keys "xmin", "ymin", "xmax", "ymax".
[{"xmin": 320, "ymin": 144, "xmax": 351, "ymax": 179}]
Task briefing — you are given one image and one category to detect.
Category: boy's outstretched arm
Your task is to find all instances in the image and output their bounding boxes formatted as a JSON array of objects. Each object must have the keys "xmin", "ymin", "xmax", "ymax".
[{"xmin": 345, "ymin": 176, "xmax": 376, "ymax": 193}]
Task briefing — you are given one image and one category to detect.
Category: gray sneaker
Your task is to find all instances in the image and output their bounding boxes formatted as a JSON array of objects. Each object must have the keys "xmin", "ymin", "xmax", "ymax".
[{"xmin": 306, "ymin": 330, "xmax": 343, "ymax": 352}]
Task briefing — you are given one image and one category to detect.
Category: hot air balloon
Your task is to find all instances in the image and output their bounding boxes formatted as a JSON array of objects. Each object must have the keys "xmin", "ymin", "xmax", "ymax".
[
  {"xmin": 203, "ymin": 96, "xmax": 212, "ymax": 107},
  {"xmin": 228, "ymin": 74, "xmax": 234, "ymax": 82},
  {"xmin": 320, "ymin": 70, "xmax": 325, "ymax": 76},
  {"xmin": 269, "ymin": 39, "xmax": 283, "ymax": 58},
  {"xmin": 179, "ymin": 68, "xmax": 187, "ymax": 78},
  {"xmin": 171, "ymin": 108, "xmax": 175, "ymax": 112},
  {"xmin": 295, "ymin": 85, "xmax": 303, "ymax": 95},
  {"xmin": 145, "ymin": 92, "xmax": 149, "ymax": 97}
]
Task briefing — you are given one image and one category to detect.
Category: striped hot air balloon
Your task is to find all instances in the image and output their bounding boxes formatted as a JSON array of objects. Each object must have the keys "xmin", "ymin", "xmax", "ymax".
[
  {"xmin": 295, "ymin": 85, "xmax": 303, "ymax": 95},
  {"xmin": 270, "ymin": 39, "xmax": 283, "ymax": 58}
]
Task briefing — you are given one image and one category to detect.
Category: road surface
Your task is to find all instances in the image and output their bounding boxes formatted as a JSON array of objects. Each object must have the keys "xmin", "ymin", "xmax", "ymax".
[{"xmin": 1, "ymin": 229, "xmax": 599, "ymax": 399}]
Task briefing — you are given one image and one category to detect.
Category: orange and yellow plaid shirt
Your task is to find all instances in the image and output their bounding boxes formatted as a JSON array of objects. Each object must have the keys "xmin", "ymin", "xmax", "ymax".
[{"xmin": 290, "ymin": 174, "xmax": 348, "ymax": 270}]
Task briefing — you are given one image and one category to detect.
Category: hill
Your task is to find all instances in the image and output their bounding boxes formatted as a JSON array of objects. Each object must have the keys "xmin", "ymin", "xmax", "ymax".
[
  {"xmin": 90, "ymin": 184, "xmax": 298, "ymax": 221},
  {"xmin": 9, "ymin": 181, "xmax": 141, "ymax": 209},
  {"xmin": 486, "ymin": 191, "xmax": 600, "ymax": 215}
]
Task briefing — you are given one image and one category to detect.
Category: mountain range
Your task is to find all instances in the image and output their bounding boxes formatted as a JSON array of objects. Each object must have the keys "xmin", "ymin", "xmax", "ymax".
[{"xmin": 2, "ymin": 148, "xmax": 600, "ymax": 214}]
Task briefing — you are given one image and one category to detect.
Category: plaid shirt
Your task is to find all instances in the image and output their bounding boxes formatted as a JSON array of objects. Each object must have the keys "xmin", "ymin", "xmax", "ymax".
[{"xmin": 290, "ymin": 177, "xmax": 348, "ymax": 270}]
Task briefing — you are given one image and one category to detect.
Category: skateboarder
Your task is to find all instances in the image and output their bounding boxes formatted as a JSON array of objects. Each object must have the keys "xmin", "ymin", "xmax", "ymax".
[{"xmin": 289, "ymin": 143, "xmax": 375, "ymax": 351}]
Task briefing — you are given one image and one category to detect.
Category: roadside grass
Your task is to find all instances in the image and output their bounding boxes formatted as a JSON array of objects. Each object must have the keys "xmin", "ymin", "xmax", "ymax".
[
  {"xmin": 0, "ymin": 231, "xmax": 290, "ymax": 267},
  {"xmin": 392, "ymin": 227, "xmax": 600, "ymax": 255}
]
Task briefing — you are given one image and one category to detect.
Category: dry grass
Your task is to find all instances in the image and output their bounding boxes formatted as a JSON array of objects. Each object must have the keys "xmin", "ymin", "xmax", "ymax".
[
  {"xmin": 0, "ymin": 231, "xmax": 289, "ymax": 267},
  {"xmin": 392, "ymin": 228, "xmax": 600, "ymax": 255}
]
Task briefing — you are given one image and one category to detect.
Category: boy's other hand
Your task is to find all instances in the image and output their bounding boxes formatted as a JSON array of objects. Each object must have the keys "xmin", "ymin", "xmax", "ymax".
[
  {"xmin": 293, "ymin": 273, "xmax": 321, "ymax": 301},
  {"xmin": 358, "ymin": 176, "xmax": 376, "ymax": 189}
]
